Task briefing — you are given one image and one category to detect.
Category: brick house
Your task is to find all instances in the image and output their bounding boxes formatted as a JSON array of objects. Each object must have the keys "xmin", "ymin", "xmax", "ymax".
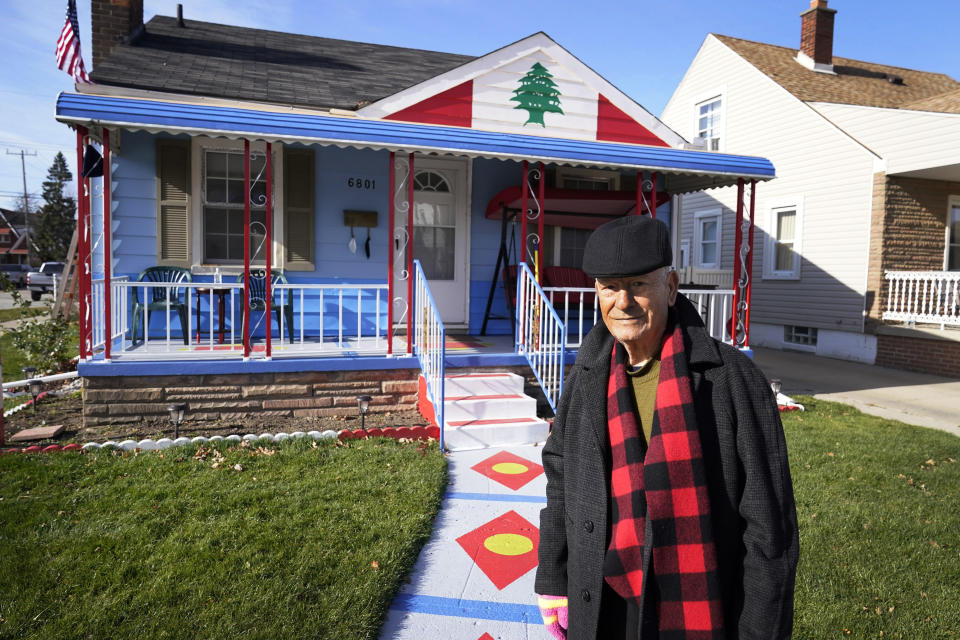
[{"xmin": 660, "ymin": 0, "xmax": 960, "ymax": 378}]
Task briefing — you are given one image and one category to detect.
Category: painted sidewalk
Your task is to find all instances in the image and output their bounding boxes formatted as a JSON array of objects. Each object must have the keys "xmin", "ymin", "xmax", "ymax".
[{"xmin": 380, "ymin": 445, "xmax": 553, "ymax": 640}]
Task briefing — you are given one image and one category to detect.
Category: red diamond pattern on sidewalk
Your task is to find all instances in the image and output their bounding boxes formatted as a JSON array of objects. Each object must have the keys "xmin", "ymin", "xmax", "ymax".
[
  {"xmin": 470, "ymin": 450, "xmax": 544, "ymax": 491},
  {"xmin": 456, "ymin": 509, "xmax": 540, "ymax": 590},
  {"xmin": 477, "ymin": 634, "xmax": 495, "ymax": 640}
]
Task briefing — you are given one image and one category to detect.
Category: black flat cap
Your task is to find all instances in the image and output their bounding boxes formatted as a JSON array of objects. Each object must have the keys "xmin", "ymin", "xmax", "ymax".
[{"xmin": 582, "ymin": 215, "xmax": 672, "ymax": 278}]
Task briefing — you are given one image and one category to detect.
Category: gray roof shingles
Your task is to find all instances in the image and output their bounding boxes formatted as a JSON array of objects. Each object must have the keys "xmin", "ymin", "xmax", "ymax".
[{"xmin": 91, "ymin": 16, "xmax": 476, "ymax": 110}]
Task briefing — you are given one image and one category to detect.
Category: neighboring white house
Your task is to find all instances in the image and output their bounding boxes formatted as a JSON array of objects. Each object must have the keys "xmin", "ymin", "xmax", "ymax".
[{"xmin": 661, "ymin": 0, "xmax": 960, "ymax": 377}]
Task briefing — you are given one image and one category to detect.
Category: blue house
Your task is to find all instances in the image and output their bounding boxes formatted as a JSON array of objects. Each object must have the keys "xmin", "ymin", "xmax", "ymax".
[{"xmin": 59, "ymin": 3, "xmax": 773, "ymax": 448}]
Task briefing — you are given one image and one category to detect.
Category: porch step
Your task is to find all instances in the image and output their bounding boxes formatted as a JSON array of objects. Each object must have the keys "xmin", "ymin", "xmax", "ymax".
[{"xmin": 440, "ymin": 372, "xmax": 550, "ymax": 451}]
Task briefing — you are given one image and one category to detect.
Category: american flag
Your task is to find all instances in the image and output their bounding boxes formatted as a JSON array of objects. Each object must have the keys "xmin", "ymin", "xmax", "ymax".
[{"xmin": 56, "ymin": 0, "xmax": 92, "ymax": 84}]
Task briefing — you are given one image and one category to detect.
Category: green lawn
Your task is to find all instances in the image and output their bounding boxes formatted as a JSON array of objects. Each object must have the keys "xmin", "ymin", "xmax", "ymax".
[
  {"xmin": 0, "ymin": 438, "xmax": 447, "ymax": 640},
  {"xmin": 0, "ymin": 306, "xmax": 48, "ymax": 324},
  {"xmin": 787, "ymin": 397, "xmax": 959, "ymax": 639}
]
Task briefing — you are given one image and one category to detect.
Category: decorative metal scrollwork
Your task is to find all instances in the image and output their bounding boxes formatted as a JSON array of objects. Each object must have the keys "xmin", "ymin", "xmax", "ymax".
[
  {"xmin": 249, "ymin": 220, "xmax": 267, "ymax": 261},
  {"xmin": 248, "ymin": 151, "xmax": 268, "ymax": 207},
  {"xmin": 526, "ymin": 167, "xmax": 542, "ymax": 221},
  {"xmin": 394, "ymin": 157, "xmax": 412, "ymax": 280},
  {"xmin": 733, "ymin": 182, "xmax": 753, "ymax": 347}
]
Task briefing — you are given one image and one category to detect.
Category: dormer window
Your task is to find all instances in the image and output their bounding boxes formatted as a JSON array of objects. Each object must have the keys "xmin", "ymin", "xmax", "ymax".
[{"xmin": 696, "ymin": 97, "xmax": 722, "ymax": 151}]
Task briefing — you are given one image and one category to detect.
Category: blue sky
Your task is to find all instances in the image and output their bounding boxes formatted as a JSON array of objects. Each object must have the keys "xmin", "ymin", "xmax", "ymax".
[{"xmin": 0, "ymin": 0, "xmax": 957, "ymax": 210}]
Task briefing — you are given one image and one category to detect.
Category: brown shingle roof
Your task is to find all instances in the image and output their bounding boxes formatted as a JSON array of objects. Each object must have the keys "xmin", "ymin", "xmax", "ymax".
[
  {"xmin": 902, "ymin": 87, "xmax": 960, "ymax": 115},
  {"xmin": 714, "ymin": 34, "xmax": 960, "ymax": 111}
]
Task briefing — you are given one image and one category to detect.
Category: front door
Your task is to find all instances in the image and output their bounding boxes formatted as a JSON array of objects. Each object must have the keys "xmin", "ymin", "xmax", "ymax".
[{"xmin": 395, "ymin": 157, "xmax": 469, "ymax": 326}]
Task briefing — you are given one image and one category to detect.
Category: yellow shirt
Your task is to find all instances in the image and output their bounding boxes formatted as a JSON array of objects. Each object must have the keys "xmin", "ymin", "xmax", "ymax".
[{"xmin": 627, "ymin": 357, "xmax": 661, "ymax": 445}]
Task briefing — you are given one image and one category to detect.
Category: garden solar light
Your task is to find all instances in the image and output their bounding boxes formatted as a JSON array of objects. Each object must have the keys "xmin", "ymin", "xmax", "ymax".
[
  {"xmin": 357, "ymin": 395, "xmax": 372, "ymax": 433},
  {"xmin": 168, "ymin": 403, "xmax": 186, "ymax": 439},
  {"xmin": 28, "ymin": 379, "xmax": 42, "ymax": 412},
  {"xmin": 770, "ymin": 378, "xmax": 782, "ymax": 396},
  {"xmin": 22, "ymin": 366, "xmax": 36, "ymax": 379}
]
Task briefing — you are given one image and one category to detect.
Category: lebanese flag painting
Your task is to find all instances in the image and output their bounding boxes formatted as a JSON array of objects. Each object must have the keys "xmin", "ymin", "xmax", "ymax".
[{"xmin": 380, "ymin": 49, "xmax": 669, "ymax": 147}]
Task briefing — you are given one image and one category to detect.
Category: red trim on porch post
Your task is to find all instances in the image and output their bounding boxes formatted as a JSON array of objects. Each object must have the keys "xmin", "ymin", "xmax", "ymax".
[
  {"xmin": 407, "ymin": 153, "xmax": 414, "ymax": 356},
  {"xmin": 75, "ymin": 128, "xmax": 87, "ymax": 360},
  {"xmin": 731, "ymin": 178, "xmax": 745, "ymax": 345},
  {"xmin": 521, "ymin": 161, "xmax": 528, "ymax": 264},
  {"xmin": 243, "ymin": 139, "xmax": 251, "ymax": 359},
  {"xmin": 265, "ymin": 142, "xmax": 273, "ymax": 359},
  {"xmin": 387, "ymin": 152, "xmax": 395, "ymax": 355},
  {"xmin": 537, "ymin": 161, "xmax": 545, "ymax": 285},
  {"xmin": 102, "ymin": 129, "xmax": 112, "ymax": 361},
  {"xmin": 650, "ymin": 172, "xmax": 658, "ymax": 219},
  {"xmin": 636, "ymin": 170, "xmax": 643, "ymax": 215},
  {"xmin": 745, "ymin": 180, "xmax": 756, "ymax": 348}
]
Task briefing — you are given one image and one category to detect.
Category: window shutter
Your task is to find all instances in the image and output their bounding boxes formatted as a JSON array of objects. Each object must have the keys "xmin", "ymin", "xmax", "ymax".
[
  {"xmin": 283, "ymin": 147, "xmax": 315, "ymax": 270},
  {"xmin": 156, "ymin": 139, "xmax": 191, "ymax": 267}
]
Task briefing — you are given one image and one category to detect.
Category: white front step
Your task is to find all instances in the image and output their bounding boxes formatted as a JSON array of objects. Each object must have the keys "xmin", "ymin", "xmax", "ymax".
[
  {"xmin": 440, "ymin": 372, "xmax": 549, "ymax": 451},
  {"xmin": 443, "ymin": 416, "xmax": 551, "ymax": 451},
  {"xmin": 444, "ymin": 372, "xmax": 525, "ymax": 397}
]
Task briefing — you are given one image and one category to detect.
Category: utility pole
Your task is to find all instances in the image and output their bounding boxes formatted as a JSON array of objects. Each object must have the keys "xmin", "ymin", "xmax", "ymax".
[{"xmin": 6, "ymin": 148, "xmax": 38, "ymax": 265}]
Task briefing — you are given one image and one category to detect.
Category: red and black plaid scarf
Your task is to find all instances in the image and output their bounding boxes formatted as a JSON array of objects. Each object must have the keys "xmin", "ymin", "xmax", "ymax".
[{"xmin": 603, "ymin": 310, "xmax": 725, "ymax": 638}]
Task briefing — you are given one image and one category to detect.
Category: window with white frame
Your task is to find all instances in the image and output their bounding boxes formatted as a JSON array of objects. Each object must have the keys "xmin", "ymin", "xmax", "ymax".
[
  {"xmin": 555, "ymin": 167, "xmax": 620, "ymax": 191},
  {"xmin": 696, "ymin": 96, "xmax": 722, "ymax": 151},
  {"xmin": 694, "ymin": 210, "xmax": 721, "ymax": 269},
  {"xmin": 767, "ymin": 205, "xmax": 801, "ymax": 278},
  {"xmin": 948, "ymin": 197, "xmax": 960, "ymax": 271},
  {"xmin": 784, "ymin": 325, "xmax": 817, "ymax": 347},
  {"xmin": 542, "ymin": 226, "xmax": 591, "ymax": 268},
  {"xmin": 202, "ymin": 150, "xmax": 269, "ymax": 263}
]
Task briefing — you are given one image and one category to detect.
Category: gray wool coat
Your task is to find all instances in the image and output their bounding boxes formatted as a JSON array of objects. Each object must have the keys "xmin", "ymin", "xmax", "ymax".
[{"xmin": 534, "ymin": 294, "xmax": 799, "ymax": 639}]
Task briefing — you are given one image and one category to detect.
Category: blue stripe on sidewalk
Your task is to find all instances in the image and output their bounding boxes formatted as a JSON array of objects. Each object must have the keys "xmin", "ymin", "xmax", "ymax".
[
  {"xmin": 445, "ymin": 491, "xmax": 547, "ymax": 503},
  {"xmin": 391, "ymin": 594, "xmax": 541, "ymax": 623}
]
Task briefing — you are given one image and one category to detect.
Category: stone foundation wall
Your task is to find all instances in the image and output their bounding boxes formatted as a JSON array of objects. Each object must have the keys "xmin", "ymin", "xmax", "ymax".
[{"xmin": 82, "ymin": 365, "xmax": 554, "ymax": 426}]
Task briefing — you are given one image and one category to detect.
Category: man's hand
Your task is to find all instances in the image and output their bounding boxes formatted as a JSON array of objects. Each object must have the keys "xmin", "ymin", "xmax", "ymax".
[{"xmin": 538, "ymin": 595, "xmax": 569, "ymax": 639}]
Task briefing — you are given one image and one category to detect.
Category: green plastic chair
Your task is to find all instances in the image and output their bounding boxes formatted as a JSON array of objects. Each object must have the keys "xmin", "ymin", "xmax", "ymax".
[
  {"xmin": 131, "ymin": 266, "xmax": 193, "ymax": 345},
  {"xmin": 238, "ymin": 270, "xmax": 295, "ymax": 342}
]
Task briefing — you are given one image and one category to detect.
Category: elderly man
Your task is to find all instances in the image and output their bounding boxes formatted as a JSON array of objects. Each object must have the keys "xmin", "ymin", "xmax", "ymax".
[{"xmin": 535, "ymin": 216, "xmax": 798, "ymax": 640}]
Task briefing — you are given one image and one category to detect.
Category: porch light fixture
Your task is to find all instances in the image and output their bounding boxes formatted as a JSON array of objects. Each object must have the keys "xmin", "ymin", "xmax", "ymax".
[
  {"xmin": 167, "ymin": 403, "xmax": 186, "ymax": 439},
  {"xmin": 28, "ymin": 378, "xmax": 42, "ymax": 413},
  {"xmin": 357, "ymin": 395, "xmax": 372, "ymax": 433},
  {"xmin": 770, "ymin": 378, "xmax": 782, "ymax": 397}
]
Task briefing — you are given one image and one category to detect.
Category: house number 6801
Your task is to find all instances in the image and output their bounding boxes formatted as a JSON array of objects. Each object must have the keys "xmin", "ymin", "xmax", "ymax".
[{"xmin": 347, "ymin": 178, "xmax": 376, "ymax": 189}]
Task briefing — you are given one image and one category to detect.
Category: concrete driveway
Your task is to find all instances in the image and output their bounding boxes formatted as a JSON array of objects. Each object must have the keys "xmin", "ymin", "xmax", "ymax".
[{"xmin": 753, "ymin": 346, "xmax": 960, "ymax": 439}]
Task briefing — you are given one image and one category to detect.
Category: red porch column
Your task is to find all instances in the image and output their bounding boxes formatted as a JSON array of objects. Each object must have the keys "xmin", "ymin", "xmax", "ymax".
[
  {"xmin": 730, "ymin": 178, "xmax": 745, "ymax": 346},
  {"xmin": 387, "ymin": 152, "xmax": 395, "ymax": 355},
  {"xmin": 537, "ymin": 161, "xmax": 545, "ymax": 284},
  {"xmin": 243, "ymin": 139, "xmax": 251, "ymax": 360},
  {"xmin": 265, "ymin": 142, "xmax": 273, "ymax": 359},
  {"xmin": 102, "ymin": 129, "xmax": 112, "ymax": 361},
  {"xmin": 636, "ymin": 170, "xmax": 643, "ymax": 215},
  {"xmin": 650, "ymin": 171, "xmax": 658, "ymax": 219},
  {"xmin": 75, "ymin": 127, "xmax": 88, "ymax": 360},
  {"xmin": 407, "ymin": 152, "xmax": 414, "ymax": 355},
  {"xmin": 520, "ymin": 160, "xmax": 528, "ymax": 264},
  {"xmin": 745, "ymin": 180, "xmax": 756, "ymax": 348}
]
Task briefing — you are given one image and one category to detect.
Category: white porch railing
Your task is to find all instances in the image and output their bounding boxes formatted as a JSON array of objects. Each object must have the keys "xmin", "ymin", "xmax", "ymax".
[
  {"xmin": 543, "ymin": 285, "xmax": 734, "ymax": 346},
  {"xmin": 414, "ymin": 260, "xmax": 446, "ymax": 450},
  {"xmin": 91, "ymin": 276, "xmax": 129, "ymax": 354},
  {"xmin": 883, "ymin": 270, "xmax": 960, "ymax": 328},
  {"xmin": 517, "ymin": 263, "xmax": 566, "ymax": 413},
  {"xmin": 96, "ymin": 280, "xmax": 390, "ymax": 359}
]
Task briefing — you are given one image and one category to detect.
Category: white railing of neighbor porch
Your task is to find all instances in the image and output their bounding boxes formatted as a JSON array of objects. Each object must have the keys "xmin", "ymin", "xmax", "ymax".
[
  {"xmin": 543, "ymin": 284, "xmax": 734, "ymax": 347},
  {"xmin": 883, "ymin": 271, "xmax": 960, "ymax": 328},
  {"xmin": 516, "ymin": 263, "xmax": 566, "ymax": 413},
  {"xmin": 414, "ymin": 260, "xmax": 445, "ymax": 450}
]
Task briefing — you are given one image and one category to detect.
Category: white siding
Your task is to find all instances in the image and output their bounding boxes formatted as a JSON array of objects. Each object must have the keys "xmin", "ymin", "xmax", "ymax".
[
  {"xmin": 811, "ymin": 102, "xmax": 960, "ymax": 177},
  {"xmin": 661, "ymin": 35, "xmax": 879, "ymax": 333}
]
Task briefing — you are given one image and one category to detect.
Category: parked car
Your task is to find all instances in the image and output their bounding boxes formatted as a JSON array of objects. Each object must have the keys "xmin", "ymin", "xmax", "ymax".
[
  {"xmin": 26, "ymin": 262, "xmax": 65, "ymax": 301},
  {"xmin": 0, "ymin": 263, "xmax": 31, "ymax": 288}
]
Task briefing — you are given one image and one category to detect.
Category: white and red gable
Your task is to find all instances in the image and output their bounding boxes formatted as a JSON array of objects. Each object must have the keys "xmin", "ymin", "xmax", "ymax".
[{"xmin": 358, "ymin": 33, "xmax": 685, "ymax": 148}]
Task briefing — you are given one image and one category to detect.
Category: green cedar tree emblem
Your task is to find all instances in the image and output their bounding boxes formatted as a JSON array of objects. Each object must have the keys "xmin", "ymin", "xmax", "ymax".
[{"xmin": 511, "ymin": 62, "xmax": 564, "ymax": 127}]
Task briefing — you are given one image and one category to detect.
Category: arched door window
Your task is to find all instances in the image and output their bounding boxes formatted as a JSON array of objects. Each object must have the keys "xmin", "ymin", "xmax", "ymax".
[{"xmin": 413, "ymin": 171, "xmax": 455, "ymax": 280}]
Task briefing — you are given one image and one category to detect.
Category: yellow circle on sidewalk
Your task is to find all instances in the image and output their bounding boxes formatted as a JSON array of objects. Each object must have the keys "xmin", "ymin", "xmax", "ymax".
[
  {"xmin": 491, "ymin": 462, "xmax": 529, "ymax": 475},
  {"xmin": 483, "ymin": 533, "xmax": 534, "ymax": 556}
]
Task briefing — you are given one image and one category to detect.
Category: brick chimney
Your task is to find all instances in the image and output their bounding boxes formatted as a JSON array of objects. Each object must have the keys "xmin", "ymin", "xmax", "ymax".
[
  {"xmin": 91, "ymin": 0, "xmax": 144, "ymax": 68},
  {"xmin": 796, "ymin": 0, "xmax": 837, "ymax": 74}
]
